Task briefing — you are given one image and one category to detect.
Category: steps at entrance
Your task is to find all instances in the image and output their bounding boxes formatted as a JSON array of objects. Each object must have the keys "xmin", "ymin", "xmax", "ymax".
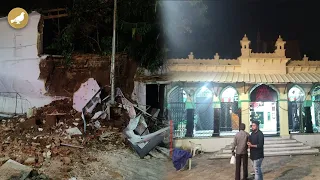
[
  {"xmin": 222, "ymin": 146, "xmax": 312, "ymax": 153},
  {"xmin": 210, "ymin": 137, "xmax": 319, "ymax": 159}
]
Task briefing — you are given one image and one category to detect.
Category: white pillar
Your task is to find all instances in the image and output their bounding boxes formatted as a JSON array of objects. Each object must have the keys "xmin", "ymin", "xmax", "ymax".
[
  {"xmin": 240, "ymin": 93, "xmax": 250, "ymax": 132},
  {"xmin": 279, "ymin": 93, "xmax": 289, "ymax": 137}
]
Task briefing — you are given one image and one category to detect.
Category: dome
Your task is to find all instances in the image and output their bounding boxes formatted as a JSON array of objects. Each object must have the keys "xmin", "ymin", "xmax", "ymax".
[
  {"xmin": 276, "ymin": 35, "xmax": 283, "ymax": 42},
  {"xmin": 242, "ymin": 34, "xmax": 249, "ymax": 41}
]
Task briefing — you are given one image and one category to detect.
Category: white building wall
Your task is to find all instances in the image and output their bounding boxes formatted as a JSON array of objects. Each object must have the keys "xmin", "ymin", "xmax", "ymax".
[
  {"xmin": 0, "ymin": 12, "xmax": 54, "ymax": 114},
  {"xmin": 131, "ymin": 81, "xmax": 146, "ymax": 111}
]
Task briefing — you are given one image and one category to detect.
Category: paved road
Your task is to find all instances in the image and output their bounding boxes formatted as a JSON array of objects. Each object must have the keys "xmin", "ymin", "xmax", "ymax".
[{"xmin": 166, "ymin": 153, "xmax": 320, "ymax": 180}]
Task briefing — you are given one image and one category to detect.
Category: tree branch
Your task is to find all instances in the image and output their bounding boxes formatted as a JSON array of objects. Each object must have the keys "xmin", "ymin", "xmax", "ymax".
[{"xmin": 81, "ymin": 31, "xmax": 102, "ymax": 52}]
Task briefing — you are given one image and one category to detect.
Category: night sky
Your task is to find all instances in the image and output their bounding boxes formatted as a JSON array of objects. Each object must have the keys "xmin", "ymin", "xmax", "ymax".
[
  {"xmin": 1, "ymin": 0, "xmax": 319, "ymax": 60},
  {"xmin": 168, "ymin": 0, "xmax": 320, "ymax": 60}
]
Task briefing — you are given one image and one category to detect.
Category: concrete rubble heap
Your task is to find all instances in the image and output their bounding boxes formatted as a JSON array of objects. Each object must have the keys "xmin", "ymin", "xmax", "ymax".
[{"xmin": 0, "ymin": 79, "xmax": 169, "ymax": 179}]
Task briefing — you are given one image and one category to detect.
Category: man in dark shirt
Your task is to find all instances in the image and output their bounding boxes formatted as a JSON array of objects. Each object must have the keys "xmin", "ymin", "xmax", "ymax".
[
  {"xmin": 231, "ymin": 123, "xmax": 249, "ymax": 180},
  {"xmin": 248, "ymin": 121, "xmax": 264, "ymax": 180}
]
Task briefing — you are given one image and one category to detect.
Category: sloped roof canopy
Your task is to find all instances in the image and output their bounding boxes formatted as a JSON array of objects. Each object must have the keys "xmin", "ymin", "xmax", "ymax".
[{"xmin": 169, "ymin": 72, "xmax": 320, "ymax": 84}]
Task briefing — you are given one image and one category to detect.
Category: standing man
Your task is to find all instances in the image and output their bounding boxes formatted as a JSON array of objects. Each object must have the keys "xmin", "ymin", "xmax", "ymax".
[
  {"xmin": 231, "ymin": 123, "xmax": 249, "ymax": 180},
  {"xmin": 248, "ymin": 121, "xmax": 264, "ymax": 180}
]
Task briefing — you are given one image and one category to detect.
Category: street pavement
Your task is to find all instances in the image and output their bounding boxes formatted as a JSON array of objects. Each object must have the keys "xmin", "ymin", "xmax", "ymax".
[{"xmin": 166, "ymin": 153, "xmax": 320, "ymax": 180}]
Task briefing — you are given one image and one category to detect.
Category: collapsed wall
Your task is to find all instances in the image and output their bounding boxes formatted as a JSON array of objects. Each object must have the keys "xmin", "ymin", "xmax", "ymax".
[
  {"xmin": 39, "ymin": 53, "xmax": 137, "ymax": 98},
  {"xmin": 0, "ymin": 12, "xmax": 53, "ymax": 114},
  {"xmin": 0, "ymin": 11, "xmax": 137, "ymax": 115}
]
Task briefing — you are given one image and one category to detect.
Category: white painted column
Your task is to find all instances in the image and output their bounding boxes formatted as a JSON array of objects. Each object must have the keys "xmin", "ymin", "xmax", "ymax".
[
  {"xmin": 240, "ymin": 93, "xmax": 250, "ymax": 132},
  {"xmin": 279, "ymin": 93, "xmax": 289, "ymax": 137}
]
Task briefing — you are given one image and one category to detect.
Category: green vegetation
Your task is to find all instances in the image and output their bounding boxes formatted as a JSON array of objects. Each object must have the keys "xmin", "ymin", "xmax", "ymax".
[{"xmin": 48, "ymin": 0, "xmax": 208, "ymax": 71}]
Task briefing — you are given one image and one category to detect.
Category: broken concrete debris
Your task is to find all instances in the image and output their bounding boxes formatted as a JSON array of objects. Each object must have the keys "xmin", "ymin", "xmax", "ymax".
[
  {"xmin": 61, "ymin": 143, "xmax": 84, "ymax": 149},
  {"xmin": 94, "ymin": 120, "xmax": 101, "ymax": 129},
  {"xmin": 66, "ymin": 127, "xmax": 82, "ymax": 136},
  {"xmin": 24, "ymin": 157, "xmax": 36, "ymax": 165},
  {"xmin": 92, "ymin": 111, "xmax": 107, "ymax": 120},
  {"xmin": 0, "ymin": 79, "xmax": 169, "ymax": 179},
  {"xmin": 73, "ymin": 122, "xmax": 79, "ymax": 126},
  {"xmin": 72, "ymin": 78, "xmax": 101, "ymax": 113},
  {"xmin": 0, "ymin": 159, "xmax": 51, "ymax": 180},
  {"xmin": 43, "ymin": 151, "xmax": 52, "ymax": 159},
  {"xmin": 0, "ymin": 159, "xmax": 32, "ymax": 179},
  {"xmin": 116, "ymin": 88, "xmax": 169, "ymax": 158},
  {"xmin": 62, "ymin": 157, "xmax": 72, "ymax": 165}
]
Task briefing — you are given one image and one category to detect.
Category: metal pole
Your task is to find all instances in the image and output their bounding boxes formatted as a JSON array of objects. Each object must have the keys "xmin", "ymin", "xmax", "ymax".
[
  {"xmin": 110, "ymin": 0, "xmax": 117, "ymax": 104},
  {"xmin": 15, "ymin": 93, "xmax": 18, "ymax": 115}
]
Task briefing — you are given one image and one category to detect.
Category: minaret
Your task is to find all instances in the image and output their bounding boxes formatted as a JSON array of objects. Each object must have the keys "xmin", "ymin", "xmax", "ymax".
[
  {"xmin": 303, "ymin": 54, "xmax": 309, "ymax": 65},
  {"xmin": 188, "ymin": 52, "xmax": 194, "ymax": 59},
  {"xmin": 275, "ymin": 35, "xmax": 286, "ymax": 57},
  {"xmin": 240, "ymin": 34, "xmax": 251, "ymax": 57}
]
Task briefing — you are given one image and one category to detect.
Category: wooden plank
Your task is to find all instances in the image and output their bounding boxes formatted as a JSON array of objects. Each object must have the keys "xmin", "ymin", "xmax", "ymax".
[
  {"xmin": 42, "ymin": 8, "xmax": 66, "ymax": 13},
  {"xmin": 43, "ymin": 14, "xmax": 68, "ymax": 19}
]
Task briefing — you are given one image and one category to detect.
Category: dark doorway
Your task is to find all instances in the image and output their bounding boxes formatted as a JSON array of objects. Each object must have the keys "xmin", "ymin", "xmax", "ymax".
[
  {"xmin": 167, "ymin": 87, "xmax": 186, "ymax": 137},
  {"xmin": 250, "ymin": 84, "xmax": 279, "ymax": 135},
  {"xmin": 287, "ymin": 86, "xmax": 305, "ymax": 133},
  {"xmin": 146, "ymin": 84, "xmax": 165, "ymax": 117},
  {"xmin": 288, "ymin": 101, "xmax": 303, "ymax": 132},
  {"xmin": 220, "ymin": 87, "xmax": 240, "ymax": 133},
  {"xmin": 220, "ymin": 102, "xmax": 239, "ymax": 132},
  {"xmin": 312, "ymin": 86, "xmax": 320, "ymax": 132},
  {"xmin": 195, "ymin": 97, "xmax": 214, "ymax": 131}
]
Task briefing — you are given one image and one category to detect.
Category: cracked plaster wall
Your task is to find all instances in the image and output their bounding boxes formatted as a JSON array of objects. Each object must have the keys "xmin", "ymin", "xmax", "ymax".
[
  {"xmin": 131, "ymin": 81, "xmax": 146, "ymax": 111},
  {"xmin": 0, "ymin": 12, "xmax": 54, "ymax": 114}
]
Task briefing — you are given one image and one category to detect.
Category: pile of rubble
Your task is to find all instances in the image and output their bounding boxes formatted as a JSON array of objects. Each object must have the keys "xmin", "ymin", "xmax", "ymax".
[
  {"xmin": 0, "ymin": 78, "xmax": 169, "ymax": 179},
  {"xmin": 0, "ymin": 99, "xmax": 127, "ymax": 165},
  {"xmin": 0, "ymin": 99, "xmax": 128, "ymax": 180}
]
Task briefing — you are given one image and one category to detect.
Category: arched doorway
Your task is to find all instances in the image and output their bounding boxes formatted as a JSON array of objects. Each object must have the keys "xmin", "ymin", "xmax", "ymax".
[
  {"xmin": 311, "ymin": 85, "xmax": 320, "ymax": 132},
  {"xmin": 220, "ymin": 86, "xmax": 240, "ymax": 134},
  {"xmin": 288, "ymin": 85, "xmax": 305, "ymax": 133},
  {"xmin": 167, "ymin": 86, "xmax": 187, "ymax": 137},
  {"xmin": 194, "ymin": 86, "xmax": 214, "ymax": 136},
  {"xmin": 249, "ymin": 84, "xmax": 279, "ymax": 135}
]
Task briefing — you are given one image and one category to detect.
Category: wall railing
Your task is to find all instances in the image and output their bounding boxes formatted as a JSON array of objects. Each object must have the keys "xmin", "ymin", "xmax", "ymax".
[{"xmin": 0, "ymin": 92, "xmax": 32, "ymax": 116}]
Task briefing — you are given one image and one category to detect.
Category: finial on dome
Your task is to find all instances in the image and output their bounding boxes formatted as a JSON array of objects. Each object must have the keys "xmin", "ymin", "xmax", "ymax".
[
  {"xmin": 303, "ymin": 54, "xmax": 309, "ymax": 64},
  {"xmin": 242, "ymin": 34, "xmax": 249, "ymax": 41},
  {"xmin": 214, "ymin": 53, "xmax": 219, "ymax": 60},
  {"xmin": 188, "ymin": 52, "xmax": 194, "ymax": 59},
  {"xmin": 277, "ymin": 35, "xmax": 283, "ymax": 42}
]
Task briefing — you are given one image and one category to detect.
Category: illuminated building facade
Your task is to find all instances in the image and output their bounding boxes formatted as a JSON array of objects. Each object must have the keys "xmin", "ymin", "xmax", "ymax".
[{"xmin": 165, "ymin": 35, "xmax": 320, "ymax": 138}]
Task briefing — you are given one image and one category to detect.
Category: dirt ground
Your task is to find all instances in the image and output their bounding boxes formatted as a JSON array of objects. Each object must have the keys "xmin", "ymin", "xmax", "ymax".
[
  {"xmin": 166, "ymin": 153, "xmax": 320, "ymax": 180},
  {"xmin": 39, "ymin": 149, "xmax": 168, "ymax": 180}
]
